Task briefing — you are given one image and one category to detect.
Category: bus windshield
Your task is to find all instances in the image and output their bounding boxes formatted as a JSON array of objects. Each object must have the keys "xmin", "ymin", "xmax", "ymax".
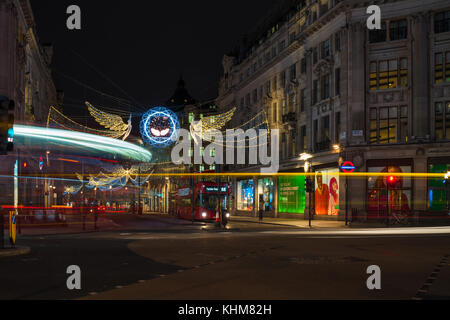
[{"xmin": 198, "ymin": 194, "xmax": 228, "ymax": 211}]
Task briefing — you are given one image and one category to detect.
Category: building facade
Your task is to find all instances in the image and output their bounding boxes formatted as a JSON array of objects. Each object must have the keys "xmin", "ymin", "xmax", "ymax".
[
  {"xmin": 0, "ymin": 0, "xmax": 58, "ymax": 207},
  {"xmin": 217, "ymin": 0, "xmax": 450, "ymax": 221}
]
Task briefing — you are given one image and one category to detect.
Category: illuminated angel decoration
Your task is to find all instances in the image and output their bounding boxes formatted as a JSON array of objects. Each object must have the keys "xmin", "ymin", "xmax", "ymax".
[
  {"xmin": 86, "ymin": 102, "xmax": 132, "ymax": 141},
  {"xmin": 190, "ymin": 107, "xmax": 236, "ymax": 144}
]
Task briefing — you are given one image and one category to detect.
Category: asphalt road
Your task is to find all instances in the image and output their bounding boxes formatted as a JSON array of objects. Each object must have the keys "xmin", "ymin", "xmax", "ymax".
[{"xmin": 0, "ymin": 215, "xmax": 449, "ymax": 300}]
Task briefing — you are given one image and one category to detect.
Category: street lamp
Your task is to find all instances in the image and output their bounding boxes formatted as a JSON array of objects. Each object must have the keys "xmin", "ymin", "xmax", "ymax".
[{"xmin": 302, "ymin": 153, "xmax": 313, "ymax": 228}]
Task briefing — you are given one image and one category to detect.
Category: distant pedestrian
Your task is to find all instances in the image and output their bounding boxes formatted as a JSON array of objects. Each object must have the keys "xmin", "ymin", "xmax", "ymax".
[{"xmin": 258, "ymin": 195, "xmax": 264, "ymax": 223}]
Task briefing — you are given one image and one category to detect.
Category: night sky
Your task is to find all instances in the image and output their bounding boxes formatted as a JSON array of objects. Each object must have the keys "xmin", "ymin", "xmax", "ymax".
[{"xmin": 30, "ymin": 0, "xmax": 277, "ymax": 114}]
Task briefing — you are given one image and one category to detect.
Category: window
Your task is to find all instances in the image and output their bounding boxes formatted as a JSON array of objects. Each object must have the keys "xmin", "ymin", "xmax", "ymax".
[
  {"xmin": 282, "ymin": 99, "xmax": 287, "ymax": 116},
  {"xmin": 279, "ymin": 40, "xmax": 286, "ymax": 52},
  {"xmin": 266, "ymin": 81, "xmax": 271, "ymax": 95},
  {"xmin": 280, "ymin": 70, "xmax": 287, "ymax": 88},
  {"xmin": 273, "ymin": 76, "xmax": 278, "ymax": 91},
  {"xmin": 313, "ymin": 120, "xmax": 318, "ymax": 146},
  {"xmin": 313, "ymin": 47, "xmax": 318, "ymax": 64},
  {"xmin": 435, "ymin": 52, "xmax": 450, "ymax": 84},
  {"xmin": 369, "ymin": 22, "xmax": 387, "ymax": 43},
  {"xmin": 321, "ymin": 74, "xmax": 330, "ymax": 100},
  {"xmin": 289, "ymin": 63, "xmax": 297, "ymax": 81},
  {"xmin": 240, "ymin": 97, "xmax": 244, "ymax": 107},
  {"xmin": 321, "ymin": 39, "xmax": 330, "ymax": 58},
  {"xmin": 300, "ymin": 88, "xmax": 306, "ymax": 112},
  {"xmin": 435, "ymin": 11, "xmax": 450, "ymax": 34},
  {"xmin": 322, "ymin": 116, "xmax": 330, "ymax": 142},
  {"xmin": 272, "ymin": 47, "xmax": 277, "ymax": 58},
  {"xmin": 273, "ymin": 102, "xmax": 278, "ymax": 123},
  {"xmin": 301, "ymin": 125, "xmax": 307, "ymax": 152},
  {"xmin": 435, "ymin": 53, "xmax": 444, "ymax": 83},
  {"xmin": 289, "ymin": 32, "xmax": 296, "ymax": 44},
  {"xmin": 188, "ymin": 113, "xmax": 194, "ymax": 124},
  {"xmin": 335, "ymin": 112, "xmax": 341, "ymax": 142},
  {"xmin": 370, "ymin": 58, "xmax": 408, "ymax": 90},
  {"xmin": 435, "ymin": 102, "xmax": 450, "ymax": 140},
  {"xmin": 301, "ymin": 58, "xmax": 307, "ymax": 74},
  {"xmin": 370, "ymin": 106, "xmax": 408, "ymax": 144},
  {"xmin": 312, "ymin": 80, "xmax": 318, "ymax": 105},
  {"xmin": 335, "ymin": 68, "xmax": 341, "ymax": 96},
  {"xmin": 390, "ymin": 19, "xmax": 408, "ymax": 40},
  {"xmin": 253, "ymin": 89, "xmax": 258, "ymax": 103},
  {"xmin": 335, "ymin": 32, "xmax": 341, "ymax": 52},
  {"xmin": 253, "ymin": 63, "xmax": 257, "ymax": 72},
  {"xmin": 246, "ymin": 94, "xmax": 251, "ymax": 107}
]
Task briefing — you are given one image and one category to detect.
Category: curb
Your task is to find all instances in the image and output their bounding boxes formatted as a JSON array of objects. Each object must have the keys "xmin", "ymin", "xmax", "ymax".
[{"xmin": 0, "ymin": 246, "xmax": 31, "ymax": 258}]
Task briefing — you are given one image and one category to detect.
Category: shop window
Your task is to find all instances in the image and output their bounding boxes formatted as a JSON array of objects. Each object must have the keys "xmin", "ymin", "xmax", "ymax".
[
  {"xmin": 237, "ymin": 180, "xmax": 254, "ymax": 211},
  {"xmin": 278, "ymin": 175, "xmax": 306, "ymax": 214},
  {"xmin": 367, "ymin": 164, "xmax": 412, "ymax": 218},
  {"xmin": 314, "ymin": 169, "xmax": 340, "ymax": 216},
  {"xmin": 389, "ymin": 19, "xmax": 408, "ymax": 41},
  {"xmin": 369, "ymin": 22, "xmax": 387, "ymax": 43},
  {"xmin": 435, "ymin": 10, "xmax": 450, "ymax": 34},
  {"xmin": 258, "ymin": 178, "xmax": 274, "ymax": 212},
  {"xmin": 429, "ymin": 163, "xmax": 450, "ymax": 212},
  {"xmin": 435, "ymin": 102, "xmax": 450, "ymax": 140}
]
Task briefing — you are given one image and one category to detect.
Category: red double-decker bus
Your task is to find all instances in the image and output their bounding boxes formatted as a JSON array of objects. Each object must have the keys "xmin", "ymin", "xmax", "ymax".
[{"xmin": 174, "ymin": 182, "xmax": 231, "ymax": 221}]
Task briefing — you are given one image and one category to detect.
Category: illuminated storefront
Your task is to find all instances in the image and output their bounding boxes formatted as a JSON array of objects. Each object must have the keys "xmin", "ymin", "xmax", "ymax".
[
  {"xmin": 314, "ymin": 168, "xmax": 340, "ymax": 216},
  {"xmin": 367, "ymin": 160, "xmax": 412, "ymax": 219},
  {"xmin": 278, "ymin": 175, "xmax": 305, "ymax": 214},
  {"xmin": 428, "ymin": 158, "xmax": 450, "ymax": 213},
  {"xmin": 237, "ymin": 180, "xmax": 254, "ymax": 211},
  {"xmin": 257, "ymin": 178, "xmax": 274, "ymax": 212}
]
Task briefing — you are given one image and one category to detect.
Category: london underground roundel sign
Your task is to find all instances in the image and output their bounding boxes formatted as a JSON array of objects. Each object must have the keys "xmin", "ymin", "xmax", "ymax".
[{"xmin": 340, "ymin": 161, "xmax": 356, "ymax": 173}]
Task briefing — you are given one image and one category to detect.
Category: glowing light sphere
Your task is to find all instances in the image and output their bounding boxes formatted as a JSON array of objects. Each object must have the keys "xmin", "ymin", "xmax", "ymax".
[{"xmin": 140, "ymin": 107, "xmax": 180, "ymax": 148}]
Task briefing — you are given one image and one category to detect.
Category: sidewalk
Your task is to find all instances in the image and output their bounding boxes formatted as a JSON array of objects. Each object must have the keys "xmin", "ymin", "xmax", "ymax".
[
  {"xmin": 0, "ymin": 246, "xmax": 30, "ymax": 258},
  {"xmin": 229, "ymin": 215, "xmax": 389, "ymax": 229}
]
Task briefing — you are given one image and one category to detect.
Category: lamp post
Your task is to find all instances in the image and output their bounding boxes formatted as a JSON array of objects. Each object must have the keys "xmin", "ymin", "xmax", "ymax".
[{"xmin": 301, "ymin": 153, "xmax": 313, "ymax": 228}]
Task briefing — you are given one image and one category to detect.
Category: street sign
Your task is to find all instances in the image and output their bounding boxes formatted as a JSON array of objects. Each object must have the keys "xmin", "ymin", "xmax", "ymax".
[
  {"xmin": 340, "ymin": 161, "xmax": 356, "ymax": 173},
  {"xmin": 9, "ymin": 211, "xmax": 16, "ymax": 246}
]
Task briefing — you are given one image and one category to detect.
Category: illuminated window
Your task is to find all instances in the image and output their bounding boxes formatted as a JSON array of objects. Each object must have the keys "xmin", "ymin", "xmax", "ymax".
[
  {"xmin": 446, "ymin": 52, "xmax": 450, "ymax": 82},
  {"xmin": 188, "ymin": 113, "xmax": 194, "ymax": 124},
  {"xmin": 435, "ymin": 102, "xmax": 450, "ymax": 140},
  {"xmin": 370, "ymin": 58, "xmax": 407, "ymax": 90},
  {"xmin": 370, "ymin": 62, "xmax": 378, "ymax": 91},
  {"xmin": 435, "ymin": 53, "xmax": 444, "ymax": 83},
  {"xmin": 400, "ymin": 58, "xmax": 408, "ymax": 87},
  {"xmin": 210, "ymin": 148, "xmax": 216, "ymax": 157},
  {"xmin": 209, "ymin": 165, "xmax": 216, "ymax": 171},
  {"xmin": 388, "ymin": 59, "xmax": 398, "ymax": 88},
  {"xmin": 370, "ymin": 106, "xmax": 408, "ymax": 144},
  {"xmin": 436, "ymin": 102, "xmax": 444, "ymax": 139}
]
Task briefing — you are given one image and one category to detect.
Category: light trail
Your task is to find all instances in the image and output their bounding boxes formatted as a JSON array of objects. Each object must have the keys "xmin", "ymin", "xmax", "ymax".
[{"xmin": 13, "ymin": 125, "xmax": 152, "ymax": 162}]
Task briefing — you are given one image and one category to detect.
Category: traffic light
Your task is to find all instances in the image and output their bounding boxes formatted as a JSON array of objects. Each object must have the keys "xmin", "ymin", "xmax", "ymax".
[
  {"xmin": 305, "ymin": 178, "xmax": 315, "ymax": 193},
  {"xmin": 386, "ymin": 175, "xmax": 398, "ymax": 188},
  {"xmin": 0, "ymin": 96, "xmax": 14, "ymax": 154}
]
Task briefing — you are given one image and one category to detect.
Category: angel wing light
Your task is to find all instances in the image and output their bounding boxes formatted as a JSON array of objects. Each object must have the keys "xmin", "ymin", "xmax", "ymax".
[
  {"xmin": 190, "ymin": 107, "xmax": 236, "ymax": 144},
  {"xmin": 86, "ymin": 101, "xmax": 132, "ymax": 141}
]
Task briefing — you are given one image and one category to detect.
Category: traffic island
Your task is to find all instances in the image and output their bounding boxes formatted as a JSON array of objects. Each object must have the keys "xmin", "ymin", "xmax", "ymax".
[{"xmin": 0, "ymin": 246, "xmax": 31, "ymax": 258}]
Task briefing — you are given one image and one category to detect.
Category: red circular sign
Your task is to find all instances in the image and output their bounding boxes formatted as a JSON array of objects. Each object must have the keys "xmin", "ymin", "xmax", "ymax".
[{"xmin": 341, "ymin": 161, "xmax": 356, "ymax": 173}]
